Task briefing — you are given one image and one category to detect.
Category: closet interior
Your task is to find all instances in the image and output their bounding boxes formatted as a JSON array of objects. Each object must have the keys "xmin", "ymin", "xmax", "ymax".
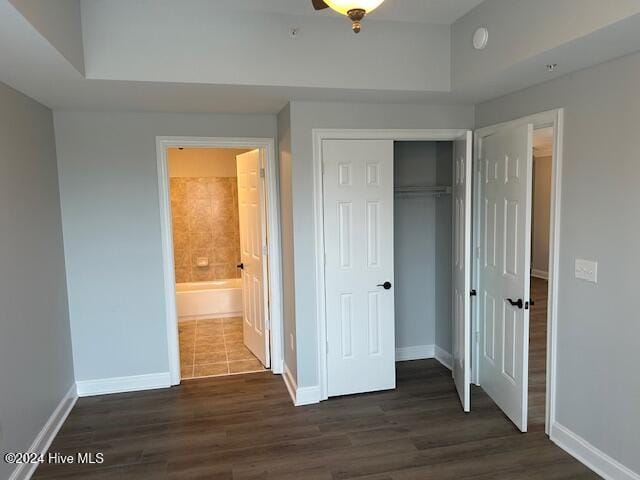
[{"xmin": 394, "ymin": 141, "xmax": 454, "ymax": 363}]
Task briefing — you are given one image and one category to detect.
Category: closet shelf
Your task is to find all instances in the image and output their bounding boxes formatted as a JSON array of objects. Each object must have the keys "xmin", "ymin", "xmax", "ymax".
[{"xmin": 394, "ymin": 185, "xmax": 452, "ymax": 197}]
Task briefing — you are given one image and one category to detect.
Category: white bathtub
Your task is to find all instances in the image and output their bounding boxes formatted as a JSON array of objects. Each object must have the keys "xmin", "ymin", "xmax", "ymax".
[{"xmin": 176, "ymin": 279, "xmax": 243, "ymax": 321}]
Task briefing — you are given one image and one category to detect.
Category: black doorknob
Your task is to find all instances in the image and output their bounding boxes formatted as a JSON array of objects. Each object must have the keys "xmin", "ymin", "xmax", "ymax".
[
  {"xmin": 236, "ymin": 263, "xmax": 244, "ymax": 270},
  {"xmin": 507, "ymin": 298, "xmax": 523, "ymax": 309},
  {"xmin": 377, "ymin": 281, "xmax": 392, "ymax": 290}
]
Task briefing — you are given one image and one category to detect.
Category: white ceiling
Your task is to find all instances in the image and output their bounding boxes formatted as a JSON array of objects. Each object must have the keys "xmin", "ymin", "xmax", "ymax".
[
  {"xmin": 2, "ymin": 0, "xmax": 640, "ymax": 114},
  {"xmin": 209, "ymin": 0, "xmax": 486, "ymax": 25}
]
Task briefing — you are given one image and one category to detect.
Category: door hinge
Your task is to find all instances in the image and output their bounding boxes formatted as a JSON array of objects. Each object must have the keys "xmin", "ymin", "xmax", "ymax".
[
  {"xmin": 321, "ymin": 162, "xmax": 325, "ymax": 175},
  {"xmin": 263, "ymin": 245, "xmax": 268, "ymax": 256},
  {"xmin": 326, "ymin": 340, "xmax": 329, "ymax": 354},
  {"xmin": 259, "ymin": 167, "xmax": 266, "ymax": 178},
  {"xmin": 475, "ymin": 332, "xmax": 479, "ymax": 344},
  {"xmin": 324, "ymin": 253, "xmax": 327, "ymax": 265},
  {"xmin": 476, "ymin": 246, "xmax": 481, "ymax": 259}
]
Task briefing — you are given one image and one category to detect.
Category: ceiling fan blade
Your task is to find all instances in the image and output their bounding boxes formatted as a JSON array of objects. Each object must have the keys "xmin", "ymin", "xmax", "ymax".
[{"xmin": 311, "ymin": 0, "xmax": 329, "ymax": 10}]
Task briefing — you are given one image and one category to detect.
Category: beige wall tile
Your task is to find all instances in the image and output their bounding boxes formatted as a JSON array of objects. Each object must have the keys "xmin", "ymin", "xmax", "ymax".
[{"xmin": 171, "ymin": 176, "xmax": 241, "ymax": 283}]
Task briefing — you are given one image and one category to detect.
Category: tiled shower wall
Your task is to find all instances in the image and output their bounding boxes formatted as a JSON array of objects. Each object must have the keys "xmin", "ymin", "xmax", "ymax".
[{"xmin": 170, "ymin": 177, "xmax": 241, "ymax": 283}]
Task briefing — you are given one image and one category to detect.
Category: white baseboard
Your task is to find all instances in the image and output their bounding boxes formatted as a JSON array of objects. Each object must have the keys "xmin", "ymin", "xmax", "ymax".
[
  {"xmin": 76, "ymin": 372, "xmax": 171, "ymax": 397},
  {"xmin": 282, "ymin": 363, "xmax": 321, "ymax": 406},
  {"xmin": 9, "ymin": 384, "xmax": 77, "ymax": 480},
  {"xmin": 271, "ymin": 358, "xmax": 284, "ymax": 375},
  {"xmin": 434, "ymin": 345, "xmax": 453, "ymax": 370},
  {"xmin": 395, "ymin": 344, "xmax": 453, "ymax": 371},
  {"xmin": 178, "ymin": 312, "xmax": 243, "ymax": 322},
  {"xmin": 395, "ymin": 344, "xmax": 435, "ymax": 361},
  {"xmin": 551, "ymin": 422, "xmax": 640, "ymax": 480},
  {"xmin": 532, "ymin": 269, "xmax": 549, "ymax": 280}
]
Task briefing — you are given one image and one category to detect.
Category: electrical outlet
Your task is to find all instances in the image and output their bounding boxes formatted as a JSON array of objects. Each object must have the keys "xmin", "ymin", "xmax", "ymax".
[{"xmin": 575, "ymin": 259, "xmax": 598, "ymax": 283}]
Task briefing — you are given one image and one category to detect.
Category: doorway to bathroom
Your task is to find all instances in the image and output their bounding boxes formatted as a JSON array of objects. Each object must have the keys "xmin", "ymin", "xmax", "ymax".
[{"xmin": 156, "ymin": 137, "xmax": 283, "ymax": 385}]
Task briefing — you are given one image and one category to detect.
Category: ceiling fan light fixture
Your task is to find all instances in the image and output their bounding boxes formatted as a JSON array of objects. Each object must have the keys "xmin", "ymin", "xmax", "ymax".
[{"xmin": 323, "ymin": 0, "xmax": 385, "ymax": 33}]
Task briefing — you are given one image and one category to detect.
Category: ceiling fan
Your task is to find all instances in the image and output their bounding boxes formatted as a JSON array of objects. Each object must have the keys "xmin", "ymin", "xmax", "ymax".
[{"xmin": 312, "ymin": 0, "xmax": 385, "ymax": 33}]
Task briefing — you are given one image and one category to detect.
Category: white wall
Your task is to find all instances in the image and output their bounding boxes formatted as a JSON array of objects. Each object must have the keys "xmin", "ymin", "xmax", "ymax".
[
  {"xmin": 168, "ymin": 147, "xmax": 248, "ymax": 178},
  {"xmin": 476, "ymin": 51, "xmax": 640, "ymax": 476},
  {"xmin": 80, "ymin": 0, "xmax": 451, "ymax": 92},
  {"xmin": 0, "ymin": 82, "xmax": 75, "ymax": 480},
  {"xmin": 532, "ymin": 155, "xmax": 552, "ymax": 276},
  {"xmin": 54, "ymin": 110, "xmax": 276, "ymax": 383},
  {"xmin": 285, "ymin": 101, "xmax": 474, "ymax": 387}
]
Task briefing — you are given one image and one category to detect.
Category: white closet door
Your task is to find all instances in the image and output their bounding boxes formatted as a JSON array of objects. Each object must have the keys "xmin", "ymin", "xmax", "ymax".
[
  {"xmin": 452, "ymin": 131, "xmax": 473, "ymax": 412},
  {"xmin": 477, "ymin": 124, "xmax": 533, "ymax": 432},
  {"xmin": 323, "ymin": 139, "xmax": 396, "ymax": 397},
  {"xmin": 236, "ymin": 149, "xmax": 270, "ymax": 368}
]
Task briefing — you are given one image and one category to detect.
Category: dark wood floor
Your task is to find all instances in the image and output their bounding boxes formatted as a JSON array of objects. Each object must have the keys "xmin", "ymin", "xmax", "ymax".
[
  {"xmin": 35, "ymin": 349, "xmax": 598, "ymax": 478},
  {"xmin": 529, "ymin": 276, "xmax": 549, "ymax": 431}
]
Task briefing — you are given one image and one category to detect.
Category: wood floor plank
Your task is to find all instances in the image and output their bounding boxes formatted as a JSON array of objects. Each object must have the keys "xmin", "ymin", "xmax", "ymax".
[{"xmin": 34, "ymin": 279, "xmax": 599, "ymax": 479}]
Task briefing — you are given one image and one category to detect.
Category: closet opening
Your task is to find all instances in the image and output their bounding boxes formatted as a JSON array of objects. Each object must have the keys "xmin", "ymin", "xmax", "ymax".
[{"xmin": 394, "ymin": 141, "xmax": 455, "ymax": 370}]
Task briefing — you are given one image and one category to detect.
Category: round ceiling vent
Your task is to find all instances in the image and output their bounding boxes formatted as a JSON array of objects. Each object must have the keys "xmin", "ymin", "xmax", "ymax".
[{"xmin": 473, "ymin": 27, "xmax": 489, "ymax": 50}]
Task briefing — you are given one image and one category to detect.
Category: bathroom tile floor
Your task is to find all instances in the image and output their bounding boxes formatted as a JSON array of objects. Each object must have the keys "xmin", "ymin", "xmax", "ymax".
[{"xmin": 179, "ymin": 317, "xmax": 266, "ymax": 380}]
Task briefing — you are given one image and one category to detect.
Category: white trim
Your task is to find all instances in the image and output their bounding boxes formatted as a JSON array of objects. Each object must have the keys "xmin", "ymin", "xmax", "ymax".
[
  {"xmin": 282, "ymin": 364, "xmax": 321, "ymax": 406},
  {"xmin": 156, "ymin": 136, "xmax": 284, "ymax": 385},
  {"xmin": 313, "ymin": 129, "xmax": 469, "ymax": 402},
  {"xmin": 434, "ymin": 345, "xmax": 453, "ymax": 370},
  {"xmin": 394, "ymin": 344, "xmax": 453, "ymax": 371},
  {"xmin": 531, "ymin": 269, "xmax": 549, "ymax": 280},
  {"xmin": 178, "ymin": 312, "xmax": 242, "ymax": 322},
  {"xmin": 76, "ymin": 372, "xmax": 171, "ymax": 397},
  {"xmin": 295, "ymin": 385, "xmax": 322, "ymax": 406},
  {"xmin": 395, "ymin": 345, "xmax": 435, "ymax": 362},
  {"xmin": 282, "ymin": 363, "xmax": 297, "ymax": 404},
  {"xmin": 550, "ymin": 423, "xmax": 640, "ymax": 480},
  {"xmin": 473, "ymin": 108, "xmax": 564, "ymax": 436},
  {"xmin": 9, "ymin": 384, "xmax": 77, "ymax": 480}
]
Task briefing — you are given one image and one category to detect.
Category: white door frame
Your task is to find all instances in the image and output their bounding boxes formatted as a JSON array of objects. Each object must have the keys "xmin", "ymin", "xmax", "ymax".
[
  {"xmin": 473, "ymin": 109, "xmax": 564, "ymax": 435},
  {"xmin": 156, "ymin": 136, "xmax": 284, "ymax": 385},
  {"xmin": 313, "ymin": 129, "xmax": 469, "ymax": 401}
]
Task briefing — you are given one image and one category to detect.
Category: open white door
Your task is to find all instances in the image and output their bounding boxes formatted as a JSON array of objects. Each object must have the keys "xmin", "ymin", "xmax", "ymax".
[
  {"xmin": 236, "ymin": 149, "xmax": 270, "ymax": 368},
  {"xmin": 323, "ymin": 139, "xmax": 396, "ymax": 397},
  {"xmin": 477, "ymin": 124, "xmax": 533, "ymax": 432},
  {"xmin": 452, "ymin": 131, "xmax": 473, "ymax": 412}
]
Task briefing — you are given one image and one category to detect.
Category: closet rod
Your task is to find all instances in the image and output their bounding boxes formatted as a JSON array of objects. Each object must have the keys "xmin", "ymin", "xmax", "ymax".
[{"xmin": 394, "ymin": 185, "xmax": 452, "ymax": 196}]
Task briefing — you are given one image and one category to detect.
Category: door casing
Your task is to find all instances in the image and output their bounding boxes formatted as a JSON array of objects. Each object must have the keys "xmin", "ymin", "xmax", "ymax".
[
  {"xmin": 313, "ymin": 129, "xmax": 470, "ymax": 402},
  {"xmin": 473, "ymin": 109, "xmax": 565, "ymax": 435}
]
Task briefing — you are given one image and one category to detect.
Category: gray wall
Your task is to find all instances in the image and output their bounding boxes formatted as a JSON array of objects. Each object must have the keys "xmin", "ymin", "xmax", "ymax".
[
  {"xmin": 434, "ymin": 143, "xmax": 454, "ymax": 354},
  {"xmin": 0, "ymin": 82, "xmax": 74, "ymax": 480},
  {"xmin": 532, "ymin": 155, "xmax": 552, "ymax": 275},
  {"xmin": 9, "ymin": 0, "xmax": 84, "ymax": 74},
  {"xmin": 394, "ymin": 142, "xmax": 453, "ymax": 353},
  {"xmin": 394, "ymin": 142, "xmax": 437, "ymax": 350},
  {"xmin": 54, "ymin": 110, "xmax": 276, "ymax": 382},
  {"xmin": 287, "ymin": 101, "xmax": 475, "ymax": 387},
  {"xmin": 476, "ymin": 51, "xmax": 640, "ymax": 474},
  {"xmin": 277, "ymin": 104, "xmax": 297, "ymax": 379},
  {"xmin": 452, "ymin": 0, "xmax": 640, "ymax": 95}
]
